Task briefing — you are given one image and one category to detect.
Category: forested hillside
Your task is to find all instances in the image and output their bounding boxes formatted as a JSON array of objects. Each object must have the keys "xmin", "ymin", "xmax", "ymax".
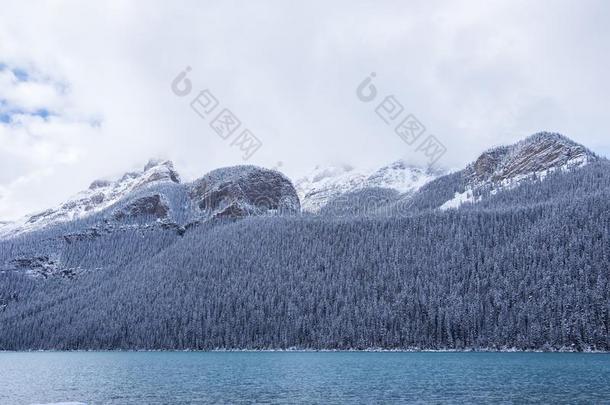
[
  {"xmin": 0, "ymin": 134, "xmax": 609, "ymax": 351},
  {"xmin": 0, "ymin": 157, "xmax": 609, "ymax": 351}
]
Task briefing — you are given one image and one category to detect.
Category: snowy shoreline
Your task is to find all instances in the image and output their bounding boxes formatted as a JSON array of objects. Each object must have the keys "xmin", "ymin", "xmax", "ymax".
[{"xmin": 1, "ymin": 348, "xmax": 609, "ymax": 354}]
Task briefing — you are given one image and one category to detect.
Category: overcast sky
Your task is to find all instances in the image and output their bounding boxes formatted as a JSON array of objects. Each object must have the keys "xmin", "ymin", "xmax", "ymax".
[{"xmin": 0, "ymin": 0, "xmax": 609, "ymax": 220}]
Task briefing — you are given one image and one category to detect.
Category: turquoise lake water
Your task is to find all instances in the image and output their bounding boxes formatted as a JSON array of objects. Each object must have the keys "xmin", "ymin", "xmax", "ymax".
[{"xmin": 0, "ymin": 352, "xmax": 609, "ymax": 404}]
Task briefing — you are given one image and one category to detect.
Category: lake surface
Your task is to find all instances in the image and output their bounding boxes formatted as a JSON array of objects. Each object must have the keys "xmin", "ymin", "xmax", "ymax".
[{"xmin": 0, "ymin": 352, "xmax": 609, "ymax": 404}]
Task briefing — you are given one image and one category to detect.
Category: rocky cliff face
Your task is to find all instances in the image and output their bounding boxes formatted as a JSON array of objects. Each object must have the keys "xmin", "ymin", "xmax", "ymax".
[
  {"xmin": 0, "ymin": 160, "xmax": 181, "ymax": 238},
  {"xmin": 190, "ymin": 166, "xmax": 300, "ymax": 219},
  {"xmin": 2, "ymin": 256, "xmax": 78, "ymax": 279},
  {"xmin": 439, "ymin": 132, "xmax": 599, "ymax": 210},
  {"xmin": 0, "ymin": 161, "xmax": 301, "ymax": 240},
  {"xmin": 111, "ymin": 194, "xmax": 170, "ymax": 221},
  {"xmin": 467, "ymin": 132, "xmax": 596, "ymax": 184}
]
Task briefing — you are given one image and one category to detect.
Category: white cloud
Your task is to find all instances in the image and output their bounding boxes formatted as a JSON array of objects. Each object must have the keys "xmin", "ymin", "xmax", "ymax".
[
  {"xmin": 0, "ymin": 71, "xmax": 64, "ymax": 113},
  {"xmin": 0, "ymin": 0, "xmax": 608, "ymax": 220}
]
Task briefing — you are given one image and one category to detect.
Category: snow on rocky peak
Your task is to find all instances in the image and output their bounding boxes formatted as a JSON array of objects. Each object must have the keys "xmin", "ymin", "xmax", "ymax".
[
  {"xmin": 0, "ymin": 159, "xmax": 181, "ymax": 238},
  {"xmin": 190, "ymin": 165, "xmax": 300, "ymax": 219},
  {"xmin": 366, "ymin": 160, "xmax": 444, "ymax": 192},
  {"xmin": 295, "ymin": 160, "xmax": 443, "ymax": 212},
  {"xmin": 440, "ymin": 132, "xmax": 598, "ymax": 210},
  {"xmin": 468, "ymin": 132, "xmax": 596, "ymax": 184}
]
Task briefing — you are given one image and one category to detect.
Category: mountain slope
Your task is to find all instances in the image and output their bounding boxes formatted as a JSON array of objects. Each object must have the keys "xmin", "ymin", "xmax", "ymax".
[
  {"xmin": 191, "ymin": 166, "xmax": 300, "ymax": 219},
  {"xmin": 1, "ymin": 160, "xmax": 609, "ymax": 350},
  {"xmin": 0, "ymin": 160, "xmax": 181, "ymax": 238},
  {"xmin": 396, "ymin": 132, "xmax": 600, "ymax": 212},
  {"xmin": 0, "ymin": 132, "xmax": 608, "ymax": 351},
  {"xmin": 295, "ymin": 160, "xmax": 443, "ymax": 212},
  {"xmin": 0, "ymin": 161, "xmax": 300, "ymax": 241}
]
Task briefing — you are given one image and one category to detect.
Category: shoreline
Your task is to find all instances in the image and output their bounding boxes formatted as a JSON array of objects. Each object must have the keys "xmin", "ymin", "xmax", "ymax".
[{"xmin": 1, "ymin": 348, "xmax": 609, "ymax": 354}]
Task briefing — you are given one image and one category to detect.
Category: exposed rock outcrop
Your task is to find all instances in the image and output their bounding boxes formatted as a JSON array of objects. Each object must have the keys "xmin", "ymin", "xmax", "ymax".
[
  {"xmin": 190, "ymin": 166, "xmax": 300, "ymax": 219},
  {"xmin": 466, "ymin": 132, "xmax": 597, "ymax": 184}
]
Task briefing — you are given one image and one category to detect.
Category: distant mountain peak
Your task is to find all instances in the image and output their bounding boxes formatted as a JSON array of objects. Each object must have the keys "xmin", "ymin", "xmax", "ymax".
[
  {"xmin": 190, "ymin": 165, "xmax": 300, "ymax": 219},
  {"xmin": 469, "ymin": 132, "xmax": 596, "ymax": 184},
  {"xmin": 296, "ymin": 159, "xmax": 444, "ymax": 212},
  {"xmin": 139, "ymin": 159, "xmax": 181, "ymax": 185},
  {"xmin": 522, "ymin": 131, "xmax": 581, "ymax": 145},
  {"xmin": 0, "ymin": 160, "xmax": 301, "ymax": 239},
  {"xmin": 438, "ymin": 132, "xmax": 599, "ymax": 210},
  {"xmin": 0, "ymin": 158, "xmax": 183, "ymax": 238},
  {"xmin": 88, "ymin": 159, "xmax": 179, "ymax": 192},
  {"xmin": 144, "ymin": 158, "xmax": 167, "ymax": 171}
]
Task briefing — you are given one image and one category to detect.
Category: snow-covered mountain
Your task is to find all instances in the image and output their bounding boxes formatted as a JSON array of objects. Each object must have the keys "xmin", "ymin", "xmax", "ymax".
[
  {"xmin": 467, "ymin": 132, "xmax": 596, "ymax": 184},
  {"xmin": 295, "ymin": 160, "xmax": 444, "ymax": 212},
  {"xmin": 434, "ymin": 132, "xmax": 598, "ymax": 210},
  {"xmin": 0, "ymin": 159, "xmax": 181, "ymax": 238},
  {"xmin": 0, "ymin": 160, "xmax": 300, "ymax": 240},
  {"xmin": 0, "ymin": 132, "xmax": 600, "ymax": 239},
  {"xmin": 2, "ymin": 132, "xmax": 609, "ymax": 351}
]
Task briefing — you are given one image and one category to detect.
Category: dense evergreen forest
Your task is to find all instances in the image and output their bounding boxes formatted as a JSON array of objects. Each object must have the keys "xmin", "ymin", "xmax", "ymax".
[{"xmin": 0, "ymin": 161, "xmax": 609, "ymax": 351}]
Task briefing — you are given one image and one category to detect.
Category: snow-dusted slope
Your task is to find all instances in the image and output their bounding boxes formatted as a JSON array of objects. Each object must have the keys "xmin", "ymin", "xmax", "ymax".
[
  {"xmin": 0, "ymin": 161, "xmax": 302, "ymax": 240},
  {"xmin": 294, "ymin": 165, "xmax": 367, "ymax": 213},
  {"xmin": 0, "ymin": 132, "xmax": 596, "ymax": 237},
  {"xmin": 190, "ymin": 166, "xmax": 300, "ymax": 219},
  {"xmin": 467, "ymin": 132, "xmax": 595, "ymax": 183},
  {"xmin": 0, "ymin": 160, "xmax": 181, "ymax": 238},
  {"xmin": 295, "ymin": 160, "xmax": 443, "ymax": 212},
  {"xmin": 440, "ymin": 132, "xmax": 599, "ymax": 210}
]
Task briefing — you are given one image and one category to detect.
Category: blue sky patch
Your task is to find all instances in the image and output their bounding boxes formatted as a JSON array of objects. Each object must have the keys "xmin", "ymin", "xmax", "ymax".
[
  {"xmin": 12, "ymin": 68, "xmax": 29, "ymax": 82},
  {"xmin": 0, "ymin": 63, "xmax": 31, "ymax": 81},
  {"xmin": 0, "ymin": 99, "xmax": 8, "ymax": 123},
  {"xmin": 34, "ymin": 109, "xmax": 51, "ymax": 119},
  {"xmin": 0, "ymin": 99, "xmax": 53, "ymax": 123}
]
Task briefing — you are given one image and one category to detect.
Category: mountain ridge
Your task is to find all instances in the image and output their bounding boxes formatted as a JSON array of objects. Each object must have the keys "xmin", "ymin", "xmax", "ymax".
[
  {"xmin": 295, "ymin": 160, "xmax": 444, "ymax": 212},
  {"xmin": 416, "ymin": 132, "xmax": 600, "ymax": 211},
  {"xmin": 0, "ymin": 132, "xmax": 603, "ymax": 239},
  {"xmin": 1, "ymin": 132, "xmax": 609, "ymax": 351},
  {"xmin": 0, "ymin": 161, "xmax": 299, "ymax": 240}
]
